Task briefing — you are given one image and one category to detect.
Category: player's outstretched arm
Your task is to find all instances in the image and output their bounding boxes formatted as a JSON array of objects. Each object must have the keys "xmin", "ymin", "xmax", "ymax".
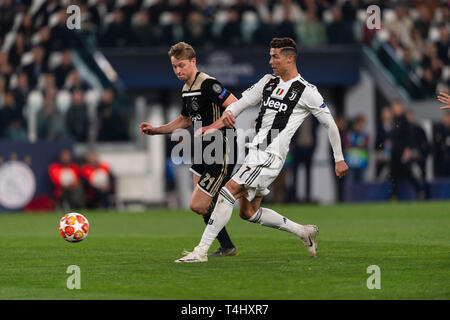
[
  {"xmin": 194, "ymin": 111, "xmax": 234, "ymax": 137},
  {"xmin": 313, "ymin": 111, "xmax": 348, "ymax": 179},
  {"xmin": 195, "ymin": 97, "xmax": 252, "ymax": 136},
  {"xmin": 140, "ymin": 115, "xmax": 192, "ymax": 135},
  {"xmin": 437, "ymin": 92, "xmax": 450, "ymax": 109}
]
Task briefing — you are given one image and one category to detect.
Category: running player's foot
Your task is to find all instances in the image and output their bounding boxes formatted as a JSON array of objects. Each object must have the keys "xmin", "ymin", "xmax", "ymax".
[
  {"xmin": 174, "ymin": 246, "xmax": 208, "ymax": 263},
  {"xmin": 208, "ymin": 247, "xmax": 238, "ymax": 257},
  {"xmin": 300, "ymin": 225, "xmax": 319, "ymax": 258}
]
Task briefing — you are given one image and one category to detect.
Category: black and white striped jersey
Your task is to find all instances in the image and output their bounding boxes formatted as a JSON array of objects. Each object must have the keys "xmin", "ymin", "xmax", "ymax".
[{"xmin": 241, "ymin": 73, "xmax": 331, "ymax": 160}]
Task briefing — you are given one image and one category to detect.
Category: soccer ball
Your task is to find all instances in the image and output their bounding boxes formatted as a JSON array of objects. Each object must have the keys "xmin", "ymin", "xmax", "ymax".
[{"xmin": 59, "ymin": 212, "xmax": 89, "ymax": 242}]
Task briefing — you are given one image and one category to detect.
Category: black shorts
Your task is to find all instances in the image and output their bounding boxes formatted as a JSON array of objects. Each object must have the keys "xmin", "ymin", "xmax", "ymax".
[{"xmin": 190, "ymin": 133, "xmax": 237, "ymax": 197}]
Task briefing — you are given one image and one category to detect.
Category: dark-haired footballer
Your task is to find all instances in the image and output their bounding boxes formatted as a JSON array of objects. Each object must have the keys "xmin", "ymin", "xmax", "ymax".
[{"xmin": 177, "ymin": 37, "xmax": 349, "ymax": 263}]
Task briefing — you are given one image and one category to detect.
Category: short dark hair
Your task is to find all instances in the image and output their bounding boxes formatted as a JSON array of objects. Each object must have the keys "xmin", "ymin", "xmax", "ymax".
[{"xmin": 270, "ymin": 37, "xmax": 298, "ymax": 59}]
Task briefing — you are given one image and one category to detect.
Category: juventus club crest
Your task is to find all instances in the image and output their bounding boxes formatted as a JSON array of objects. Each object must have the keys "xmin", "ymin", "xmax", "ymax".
[{"xmin": 288, "ymin": 90, "xmax": 299, "ymax": 101}]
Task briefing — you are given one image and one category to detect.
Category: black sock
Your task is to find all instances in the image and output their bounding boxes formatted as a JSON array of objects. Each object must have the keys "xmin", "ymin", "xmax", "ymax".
[{"xmin": 202, "ymin": 196, "xmax": 235, "ymax": 249}]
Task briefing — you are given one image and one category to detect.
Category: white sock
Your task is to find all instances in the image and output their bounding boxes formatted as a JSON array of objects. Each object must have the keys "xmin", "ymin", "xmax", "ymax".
[
  {"xmin": 197, "ymin": 187, "xmax": 235, "ymax": 253},
  {"xmin": 248, "ymin": 207, "xmax": 305, "ymax": 237}
]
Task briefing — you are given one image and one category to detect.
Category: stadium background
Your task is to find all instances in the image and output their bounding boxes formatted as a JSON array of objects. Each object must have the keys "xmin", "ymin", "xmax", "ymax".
[
  {"xmin": 0, "ymin": 0, "xmax": 449, "ymax": 302},
  {"xmin": 0, "ymin": 0, "xmax": 449, "ymax": 211}
]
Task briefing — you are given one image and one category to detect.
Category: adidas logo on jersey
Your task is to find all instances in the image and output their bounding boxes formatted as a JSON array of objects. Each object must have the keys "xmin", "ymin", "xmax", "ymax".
[{"xmin": 263, "ymin": 97, "xmax": 288, "ymax": 112}]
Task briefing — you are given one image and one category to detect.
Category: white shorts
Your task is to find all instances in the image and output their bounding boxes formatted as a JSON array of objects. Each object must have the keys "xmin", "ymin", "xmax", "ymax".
[{"xmin": 231, "ymin": 148, "xmax": 284, "ymax": 202}]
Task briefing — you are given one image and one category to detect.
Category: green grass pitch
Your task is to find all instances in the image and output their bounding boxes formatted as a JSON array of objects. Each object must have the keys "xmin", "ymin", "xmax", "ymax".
[{"xmin": 0, "ymin": 201, "xmax": 448, "ymax": 300}]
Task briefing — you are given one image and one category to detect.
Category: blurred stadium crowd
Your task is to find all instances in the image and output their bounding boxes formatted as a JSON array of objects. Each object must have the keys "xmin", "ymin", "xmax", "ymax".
[
  {"xmin": 0, "ymin": 0, "xmax": 448, "ymax": 140},
  {"xmin": 0, "ymin": 0, "xmax": 449, "ymax": 207}
]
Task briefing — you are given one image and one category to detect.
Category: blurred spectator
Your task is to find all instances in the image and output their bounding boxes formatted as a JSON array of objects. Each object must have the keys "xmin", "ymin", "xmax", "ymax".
[
  {"xmin": 407, "ymin": 27, "xmax": 426, "ymax": 62},
  {"xmin": 0, "ymin": 0, "xmax": 17, "ymax": 39},
  {"xmin": 101, "ymin": 9, "xmax": 130, "ymax": 47},
  {"xmin": 344, "ymin": 114, "xmax": 369, "ymax": 183},
  {"xmin": 254, "ymin": 0, "xmax": 270, "ymax": 23},
  {"xmin": 32, "ymin": 0, "xmax": 61, "ymax": 28},
  {"xmin": 230, "ymin": 0, "xmax": 257, "ymax": 23},
  {"xmin": 0, "ymin": 51, "xmax": 14, "ymax": 86},
  {"xmin": 22, "ymin": 46, "xmax": 47, "ymax": 89},
  {"xmin": 273, "ymin": 0, "xmax": 303, "ymax": 24},
  {"xmin": 163, "ymin": 12, "xmax": 185, "ymax": 44},
  {"xmin": 326, "ymin": 6, "xmax": 355, "ymax": 44},
  {"xmin": 252, "ymin": 14, "xmax": 278, "ymax": 46},
  {"xmin": 389, "ymin": 100, "xmax": 423, "ymax": 199},
  {"xmin": 8, "ymin": 32, "xmax": 28, "ymax": 69},
  {"xmin": 37, "ymin": 90, "xmax": 67, "ymax": 140},
  {"xmin": 132, "ymin": 10, "xmax": 156, "ymax": 46},
  {"xmin": 66, "ymin": 89, "xmax": 89, "ymax": 142},
  {"xmin": 402, "ymin": 47, "xmax": 419, "ymax": 74},
  {"xmin": 386, "ymin": 33, "xmax": 403, "ymax": 59},
  {"xmin": 299, "ymin": 0, "xmax": 329, "ymax": 19},
  {"xmin": 81, "ymin": 150, "xmax": 115, "ymax": 208},
  {"xmin": 220, "ymin": 9, "xmax": 243, "ymax": 47},
  {"xmin": 341, "ymin": 0, "xmax": 360, "ymax": 22},
  {"xmin": 170, "ymin": 0, "xmax": 198, "ymax": 23},
  {"xmin": 48, "ymin": 149, "xmax": 85, "ymax": 210},
  {"xmin": 272, "ymin": 155, "xmax": 291, "ymax": 204},
  {"xmin": 288, "ymin": 115, "xmax": 319, "ymax": 203},
  {"xmin": 97, "ymin": 89, "xmax": 129, "ymax": 141},
  {"xmin": 406, "ymin": 109, "xmax": 430, "ymax": 189},
  {"xmin": 17, "ymin": 13, "xmax": 34, "ymax": 41},
  {"xmin": 436, "ymin": 23, "xmax": 449, "ymax": 65},
  {"xmin": 420, "ymin": 67, "xmax": 438, "ymax": 97},
  {"xmin": 63, "ymin": 69, "xmax": 91, "ymax": 92},
  {"xmin": 48, "ymin": 9, "xmax": 76, "ymax": 51},
  {"xmin": 413, "ymin": 3, "xmax": 432, "ymax": 40},
  {"xmin": 12, "ymin": 72, "xmax": 30, "ymax": 114},
  {"xmin": 147, "ymin": 0, "xmax": 170, "ymax": 24},
  {"xmin": 53, "ymin": 50, "xmax": 75, "ymax": 89},
  {"xmin": 120, "ymin": 0, "xmax": 141, "ymax": 24},
  {"xmin": 40, "ymin": 72, "xmax": 58, "ymax": 97},
  {"xmin": 0, "ymin": 76, "xmax": 5, "ymax": 105},
  {"xmin": 185, "ymin": 10, "xmax": 212, "ymax": 47},
  {"xmin": 0, "ymin": 91, "xmax": 27, "ymax": 140},
  {"xmin": 276, "ymin": 11, "xmax": 297, "ymax": 44},
  {"xmin": 385, "ymin": 3, "xmax": 413, "ymax": 48},
  {"xmin": 433, "ymin": 110, "xmax": 450, "ymax": 177},
  {"xmin": 296, "ymin": 7, "xmax": 327, "ymax": 46},
  {"xmin": 375, "ymin": 106, "xmax": 393, "ymax": 179}
]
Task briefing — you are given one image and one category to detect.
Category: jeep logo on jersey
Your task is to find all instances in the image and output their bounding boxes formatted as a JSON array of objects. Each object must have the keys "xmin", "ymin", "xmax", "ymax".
[{"xmin": 263, "ymin": 97, "xmax": 288, "ymax": 112}]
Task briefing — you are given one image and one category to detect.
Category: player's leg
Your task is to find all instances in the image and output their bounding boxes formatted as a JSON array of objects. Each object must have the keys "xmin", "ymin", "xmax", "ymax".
[
  {"xmin": 238, "ymin": 196, "xmax": 318, "ymax": 257},
  {"xmin": 190, "ymin": 168, "xmax": 237, "ymax": 255},
  {"xmin": 175, "ymin": 178, "xmax": 245, "ymax": 263}
]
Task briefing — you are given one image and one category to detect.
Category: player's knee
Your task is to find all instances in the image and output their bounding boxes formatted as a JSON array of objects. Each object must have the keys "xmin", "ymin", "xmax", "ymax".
[
  {"xmin": 190, "ymin": 201, "xmax": 208, "ymax": 215},
  {"xmin": 238, "ymin": 207, "xmax": 253, "ymax": 220}
]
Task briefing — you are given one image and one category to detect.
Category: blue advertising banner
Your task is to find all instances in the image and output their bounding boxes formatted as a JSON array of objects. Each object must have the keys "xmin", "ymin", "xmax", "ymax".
[
  {"xmin": 0, "ymin": 141, "xmax": 73, "ymax": 212},
  {"xmin": 103, "ymin": 46, "xmax": 360, "ymax": 89}
]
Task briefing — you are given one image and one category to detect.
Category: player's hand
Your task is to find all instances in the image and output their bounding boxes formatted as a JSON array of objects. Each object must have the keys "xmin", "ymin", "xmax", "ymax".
[
  {"xmin": 139, "ymin": 122, "xmax": 157, "ymax": 135},
  {"xmin": 401, "ymin": 147, "xmax": 412, "ymax": 163},
  {"xmin": 194, "ymin": 125, "xmax": 219, "ymax": 137},
  {"xmin": 335, "ymin": 160, "xmax": 348, "ymax": 179},
  {"xmin": 222, "ymin": 110, "xmax": 235, "ymax": 128},
  {"xmin": 437, "ymin": 92, "xmax": 450, "ymax": 109}
]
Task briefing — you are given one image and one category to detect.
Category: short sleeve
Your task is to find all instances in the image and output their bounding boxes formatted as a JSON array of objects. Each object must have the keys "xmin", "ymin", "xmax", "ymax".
[
  {"xmin": 201, "ymin": 79, "xmax": 231, "ymax": 107},
  {"xmin": 241, "ymin": 74, "xmax": 273, "ymax": 106}
]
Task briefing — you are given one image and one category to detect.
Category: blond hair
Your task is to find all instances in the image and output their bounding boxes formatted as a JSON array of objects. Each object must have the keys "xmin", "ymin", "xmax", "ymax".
[{"xmin": 168, "ymin": 42, "xmax": 196, "ymax": 60}]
